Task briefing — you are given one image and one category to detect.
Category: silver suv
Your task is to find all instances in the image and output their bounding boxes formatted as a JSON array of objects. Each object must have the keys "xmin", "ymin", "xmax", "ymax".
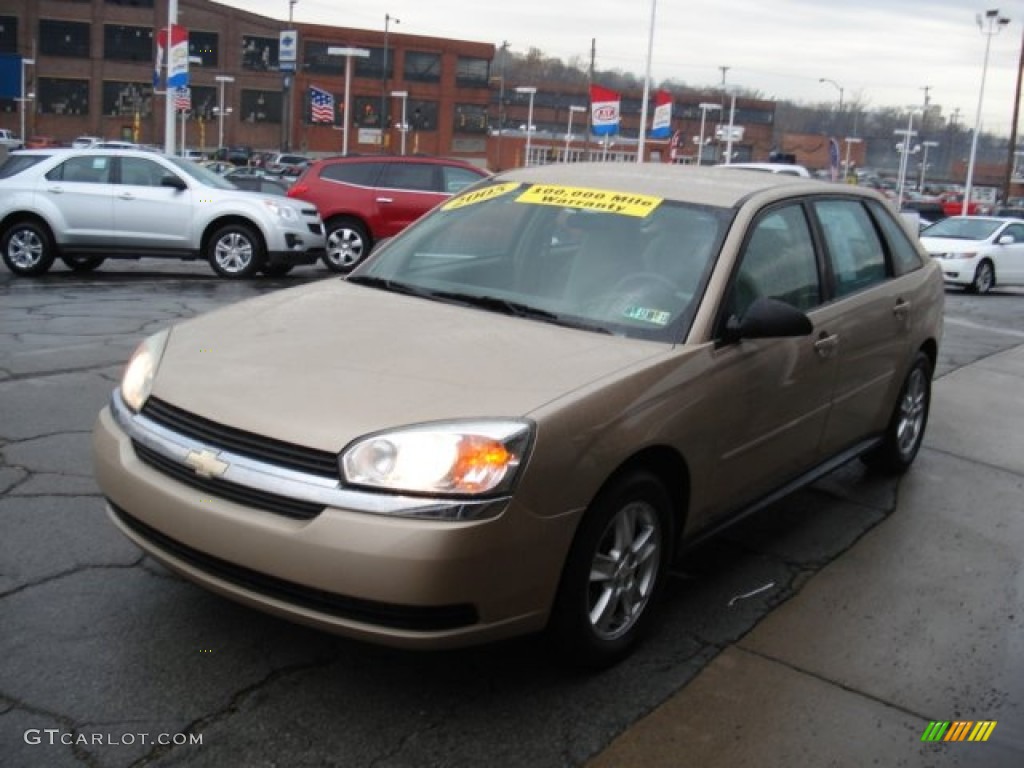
[{"xmin": 0, "ymin": 149, "xmax": 326, "ymax": 278}]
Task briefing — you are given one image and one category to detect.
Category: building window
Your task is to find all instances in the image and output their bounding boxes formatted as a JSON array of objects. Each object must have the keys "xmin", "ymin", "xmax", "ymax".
[
  {"xmin": 240, "ymin": 89, "xmax": 281, "ymax": 124},
  {"xmin": 104, "ymin": 25, "xmax": 153, "ymax": 63},
  {"xmin": 302, "ymin": 41, "xmax": 345, "ymax": 76},
  {"xmin": 189, "ymin": 85, "xmax": 217, "ymax": 121},
  {"xmin": 242, "ymin": 36, "xmax": 279, "ymax": 72},
  {"xmin": 408, "ymin": 100, "xmax": 437, "ymax": 132},
  {"xmin": 455, "ymin": 57, "xmax": 489, "ymax": 87},
  {"xmin": 189, "ymin": 31, "xmax": 218, "ymax": 68},
  {"xmin": 40, "ymin": 20, "xmax": 91, "ymax": 58},
  {"xmin": 361, "ymin": 47, "xmax": 390, "ymax": 79},
  {"xmin": 454, "ymin": 103, "xmax": 487, "ymax": 133},
  {"xmin": 38, "ymin": 78, "xmax": 91, "ymax": 116},
  {"xmin": 0, "ymin": 16, "xmax": 18, "ymax": 53},
  {"xmin": 404, "ymin": 51, "xmax": 440, "ymax": 83},
  {"xmin": 102, "ymin": 81, "xmax": 151, "ymax": 117},
  {"xmin": 105, "ymin": 0, "xmax": 156, "ymax": 7},
  {"xmin": 354, "ymin": 96, "xmax": 382, "ymax": 129}
]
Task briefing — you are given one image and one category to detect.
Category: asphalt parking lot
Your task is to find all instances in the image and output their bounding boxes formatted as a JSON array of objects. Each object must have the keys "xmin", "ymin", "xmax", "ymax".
[{"xmin": 1, "ymin": 262, "xmax": 1022, "ymax": 767}]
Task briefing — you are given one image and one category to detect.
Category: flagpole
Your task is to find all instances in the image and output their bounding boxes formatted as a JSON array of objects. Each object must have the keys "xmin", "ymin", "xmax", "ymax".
[
  {"xmin": 164, "ymin": 0, "xmax": 177, "ymax": 154},
  {"xmin": 637, "ymin": 0, "xmax": 657, "ymax": 163}
]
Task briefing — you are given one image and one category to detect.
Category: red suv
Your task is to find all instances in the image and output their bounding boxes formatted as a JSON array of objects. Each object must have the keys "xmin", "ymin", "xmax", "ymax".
[{"xmin": 287, "ymin": 155, "xmax": 490, "ymax": 272}]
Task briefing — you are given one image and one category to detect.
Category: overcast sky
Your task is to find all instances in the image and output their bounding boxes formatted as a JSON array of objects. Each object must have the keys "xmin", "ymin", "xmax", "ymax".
[{"xmin": 216, "ymin": 0, "xmax": 1023, "ymax": 136}]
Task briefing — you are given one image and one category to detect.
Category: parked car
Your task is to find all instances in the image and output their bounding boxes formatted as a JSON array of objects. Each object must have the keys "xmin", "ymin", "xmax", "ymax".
[
  {"xmin": 286, "ymin": 154, "xmax": 490, "ymax": 272},
  {"xmin": 718, "ymin": 162, "xmax": 813, "ymax": 177},
  {"xmin": 265, "ymin": 153, "xmax": 311, "ymax": 176},
  {"xmin": 71, "ymin": 136, "xmax": 103, "ymax": 149},
  {"xmin": 216, "ymin": 145, "xmax": 254, "ymax": 166},
  {"xmin": 0, "ymin": 148, "xmax": 325, "ymax": 278},
  {"xmin": 224, "ymin": 173, "xmax": 290, "ymax": 196},
  {"xmin": 0, "ymin": 128, "xmax": 24, "ymax": 150},
  {"xmin": 93, "ymin": 163, "xmax": 943, "ymax": 667},
  {"xmin": 24, "ymin": 136, "xmax": 62, "ymax": 149},
  {"xmin": 919, "ymin": 215, "xmax": 1024, "ymax": 293},
  {"xmin": 200, "ymin": 160, "xmax": 235, "ymax": 175}
]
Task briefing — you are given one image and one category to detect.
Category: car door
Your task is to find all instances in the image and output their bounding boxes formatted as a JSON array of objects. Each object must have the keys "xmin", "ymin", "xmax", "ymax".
[
  {"xmin": 995, "ymin": 221, "xmax": 1024, "ymax": 283},
  {"xmin": 111, "ymin": 156, "xmax": 194, "ymax": 253},
  {"xmin": 373, "ymin": 162, "xmax": 447, "ymax": 237},
  {"xmin": 699, "ymin": 202, "xmax": 838, "ymax": 515},
  {"xmin": 42, "ymin": 155, "xmax": 115, "ymax": 248},
  {"xmin": 810, "ymin": 197, "xmax": 921, "ymax": 456}
]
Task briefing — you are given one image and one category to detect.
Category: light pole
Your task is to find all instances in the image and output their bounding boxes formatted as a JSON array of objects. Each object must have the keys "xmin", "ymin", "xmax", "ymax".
[
  {"xmin": 282, "ymin": 0, "xmax": 298, "ymax": 152},
  {"xmin": 724, "ymin": 91, "xmax": 737, "ymax": 164},
  {"xmin": 919, "ymin": 140, "xmax": 939, "ymax": 192},
  {"xmin": 215, "ymin": 75, "xmax": 234, "ymax": 150},
  {"xmin": 894, "ymin": 110, "xmax": 921, "ymax": 209},
  {"xmin": 515, "ymin": 86, "xmax": 536, "ymax": 166},
  {"xmin": 328, "ymin": 47, "xmax": 370, "ymax": 155},
  {"xmin": 843, "ymin": 136, "xmax": 862, "ymax": 179},
  {"xmin": 390, "ymin": 90, "xmax": 408, "ymax": 155},
  {"xmin": 18, "ymin": 57, "xmax": 34, "ymax": 144},
  {"xmin": 379, "ymin": 12, "xmax": 399, "ymax": 148},
  {"xmin": 696, "ymin": 102, "xmax": 720, "ymax": 166},
  {"xmin": 818, "ymin": 77, "xmax": 844, "ymax": 134},
  {"xmin": 964, "ymin": 9, "xmax": 1011, "ymax": 215},
  {"xmin": 564, "ymin": 104, "xmax": 585, "ymax": 160}
]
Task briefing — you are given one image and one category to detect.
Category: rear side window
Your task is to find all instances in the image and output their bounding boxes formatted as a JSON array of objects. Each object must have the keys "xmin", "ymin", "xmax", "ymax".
[
  {"xmin": 867, "ymin": 199, "xmax": 923, "ymax": 276},
  {"xmin": 443, "ymin": 165, "xmax": 485, "ymax": 194},
  {"xmin": 813, "ymin": 199, "xmax": 887, "ymax": 298},
  {"xmin": 0, "ymin": 154, "xmax": 50, "ymax": 179},
  {"xmin": 320, "ymin": 161, "xmax": 382, "ymax": 186},
  {"xmin": 378, "ymin": 162, "xmax": 438, "ymax": 192},
  {"xmin": 46, "ymin": 155, "xmax": 113, "ymax": 184}
]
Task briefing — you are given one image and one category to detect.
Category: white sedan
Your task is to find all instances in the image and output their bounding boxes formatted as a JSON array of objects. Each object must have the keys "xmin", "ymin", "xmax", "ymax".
[{"xmin": 920, "ymin": 216, "xmax": 1024, "ymax": 293}]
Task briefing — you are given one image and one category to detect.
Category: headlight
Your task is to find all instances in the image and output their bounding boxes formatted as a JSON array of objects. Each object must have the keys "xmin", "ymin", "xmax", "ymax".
[
  {"xmin": 263, "ymin": 199, "xmax": 298, "ymax": 222},
  {"xmin": 341, "ymin": 421, "xmax": 533, "ymax": 496},
  {"xmin": 120, "ymin": 329, "xmax": 170, "ymax": 412}
]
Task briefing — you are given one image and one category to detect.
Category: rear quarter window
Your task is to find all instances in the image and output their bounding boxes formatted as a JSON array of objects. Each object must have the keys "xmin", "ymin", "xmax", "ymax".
[
  {"xmin": 867, "ymin": 199, "xmax": 923, "ymax": 276},
  {"xmin": 320, "ymin": 162, "xmax": 382, "ymax": 186},
  {"xmin": 0, "ymin": 154, "xmax": 50, "ymax": 179}
]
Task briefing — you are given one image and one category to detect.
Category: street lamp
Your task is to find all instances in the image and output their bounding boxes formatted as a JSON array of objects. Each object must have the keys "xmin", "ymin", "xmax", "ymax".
[
  {"xmin": 919, "ymin": 140, "xmax": 940, "ymax": 192},
  {"xmin": 696, "ymin": 102, "xmax": 720, "ymax": 166},
  {"xmin": 724, "ymin": 91, "xmax": 738, "ymax": 164},
  {"xmin": 819, "ymin": 77, "xmax": 844, "ymax": 134},
  {"xmin": 894, "ymin": 109, "xmax": 921, "ymax": 209},
  {"xmin": 379, "ymin": 12, "xmax": 399, "ymax": 147},
  {"xmin": 843, "ymin": 136, "xmax": 862, "ymax": 179},
  {"xmin": 515, "ymin": 86, "xmax": 536, "ymax": 166},
  {"xmin": 964, "ymin": 9, "xmax": 1011, "ymax": 215},
  {"xmin": 564, "ymin": 104, "xmax": 585, "ymax": 160},
  {"xmin": 18, "ymin": 57, "xmax": 34, "ymax": 144},
  {"xmin": 390, "ymin": 90, "xmax": 408, "ymax": 155},
  {"xmin": 215, "ymin": 75, "xmax": 235, "ymax": 150},
  {"xmin": 328, "ymin": 47, "xmax": 370, "ymax": 155}
]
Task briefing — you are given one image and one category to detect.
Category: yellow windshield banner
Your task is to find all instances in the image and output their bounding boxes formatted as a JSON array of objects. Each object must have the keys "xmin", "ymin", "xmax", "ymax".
[
  {"xmin": 442, "ymin": 182, "xmax": 521, "ymax": 211},
  {"xmin": 516, "ymin": 185, "xmax": 662, "ymax": 217}
]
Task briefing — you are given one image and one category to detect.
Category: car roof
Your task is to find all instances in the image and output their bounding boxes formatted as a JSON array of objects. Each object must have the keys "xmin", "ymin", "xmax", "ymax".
[{"xmin": 492, "ymin": 162, "xmax": 859, "ymax": 209}]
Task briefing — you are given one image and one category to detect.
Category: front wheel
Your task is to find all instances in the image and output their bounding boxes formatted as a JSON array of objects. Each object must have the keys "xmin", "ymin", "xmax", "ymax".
[
  {"xmin": 548, "ymin": 471, "xmax": 672, "ymax": 668},
  {"xmin": 323, "ymin": 218, "xmax": 369, "ymax": 273},
  {"xmin": 207, "ymin": 223, "xmax": 265, "ymax": 278},
  {"xmin": 970, "ymin": 260, "xmax": 995, "ymax": 294},
  {"xmin": 2, "ymin": 220, "xmax": 57, "ymax": 276},
  {"xmin": 60, "ymin": 254, "xmax": 106, "ymax": 272},
  {"xmin": 862, "ymin": 351, "xmax": 932, "ymax": 474}
]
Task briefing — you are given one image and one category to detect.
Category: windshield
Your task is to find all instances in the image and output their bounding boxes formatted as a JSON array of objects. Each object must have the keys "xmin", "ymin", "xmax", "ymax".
[
  {"xmin": 922, "ymin": 217, "xmax": 1001, "ymax": 241},
  {"xmin": 167, "ymin": 155, "xmax": 238, "ymax": 189},
  {"xmin": 352, "ymin": 181, "xmax": 730, "ymax": 342}
]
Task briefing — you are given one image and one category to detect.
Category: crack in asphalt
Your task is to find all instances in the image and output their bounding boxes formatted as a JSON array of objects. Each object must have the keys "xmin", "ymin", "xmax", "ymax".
[{"xmin": 0, "ymin": 556, "xmax": 147, "ymax": 600}]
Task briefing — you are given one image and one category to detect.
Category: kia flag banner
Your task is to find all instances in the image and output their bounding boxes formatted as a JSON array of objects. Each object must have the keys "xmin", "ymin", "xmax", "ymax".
[
  {"xmin": 590, "ymin": 84, "xmax": 620, "ymax": 136},
  {"xmin": 310, "ymin": 86, "xmax": 335, "ymax": 123},
  {"xmin": 650, "ymin": 90, "xmax": 672, "ymax": 139},
  {"xmin": 157, "ymin": 25, "xmax": 190, "ymax": 89}
]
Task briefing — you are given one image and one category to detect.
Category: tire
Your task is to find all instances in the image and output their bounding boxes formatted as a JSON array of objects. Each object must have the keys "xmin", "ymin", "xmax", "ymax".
[
  {"xmin": 862, "ymin": 351, "xmax": 932, "ymax": 474},
  {"xmin": 323, "ymin": 217, "xmax": 369, "ymax": 273},
  {"xmin": 970, "ymin": 260, "xmax": 995, "ymax": 294},
  {"xmin": 207, "ymin": 223, "xmax": 265, "ymax": 278},
  {"xmin": 261, "ymin": 263, "xmax": 294, "ymax": 277},
  {"xmin": 548, "ymin": 470, "xmax": 673, "ymax": 668},
  {"xmin": 2, "ymin": 220, "xmax": 57, "ymax": 276},
  {"xmin": 60, "ymin": 254, "xmax": 106, "ymax": 272}
]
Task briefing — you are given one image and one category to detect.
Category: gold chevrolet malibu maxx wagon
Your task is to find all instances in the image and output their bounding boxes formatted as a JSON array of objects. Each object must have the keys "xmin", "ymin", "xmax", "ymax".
[{"xmin": 93, "ymin": 163, "xmax": 944, "ymax": 667}]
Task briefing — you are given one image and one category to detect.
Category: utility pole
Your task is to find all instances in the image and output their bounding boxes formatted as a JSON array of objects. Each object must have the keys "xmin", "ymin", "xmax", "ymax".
[{"xmin": 1003, "ymin": 23, "xmax": 1024, "ymax": 204}]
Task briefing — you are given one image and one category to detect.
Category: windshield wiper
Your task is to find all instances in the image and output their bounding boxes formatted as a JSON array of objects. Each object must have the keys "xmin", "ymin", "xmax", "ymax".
[
  {"xmin": 345, "ymin": 275, "xmax": 435, "ymax": 298},
  {"xmin": 428, "ymin": 292, "xmax": 612, "ymax": 333}
]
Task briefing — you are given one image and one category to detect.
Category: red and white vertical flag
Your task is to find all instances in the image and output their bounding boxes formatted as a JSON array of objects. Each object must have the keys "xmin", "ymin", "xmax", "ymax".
[
  {"xmin": 590, "ymin": 84, "xmax": 620, "ymax": 136},
  {"xmin": 650, "ymin": 90, "xmax": 673, "ymax": 139}
]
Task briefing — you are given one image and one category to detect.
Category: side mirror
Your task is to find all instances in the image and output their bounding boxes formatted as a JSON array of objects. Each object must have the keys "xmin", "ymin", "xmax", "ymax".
[
  {"xmin": 997, "ymin": 234, "xmax": 1015, "ymax": 245},
  {"xmin": 161, "ymin": 175, "xmax": 187, "ymax": 191},
  {"xmin": 724, "ymin": 297, "xmax": 813, "ymax": 343}
]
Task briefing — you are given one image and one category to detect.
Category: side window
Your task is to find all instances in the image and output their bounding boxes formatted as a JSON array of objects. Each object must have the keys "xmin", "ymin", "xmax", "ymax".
[
  {"xmin": 1003, "ymin": 223, "xmax": 1024, "ymax": 243},
  {"xmin": 320, "ymin": 162, "xmax": 381, "ymax": 186},
  {"xmin": 814, "ymin": 199, "xmax": 888, "ymax": 297},
  {"xmin": 442, "ymin": 166, "xmax": 484, "ymax": 194},
  {"xmin": 119, "ymin": 157, "xmax": 168, "ymax": 187},
  {"xmin": 867, "ymin": 199, "xmax": 923, "ymax": 277},
  {"xmin": 378, "ymin": 162, "xmax": 438, "ymax": 192},
  {"xmin": 731, "ymin": 204, "xmax": 820, "ymax": 319},
  {"xmin": 47, "ymin": 155, "xmax": 113, "ymax": 184}
]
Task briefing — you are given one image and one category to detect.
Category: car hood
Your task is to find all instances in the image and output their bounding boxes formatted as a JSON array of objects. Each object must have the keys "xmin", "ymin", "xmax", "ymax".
[
  {"xmin": 919, "ymin": 236, "xmax": 986, "ymax": 253},
  {"xmin": 148, "ymin": 280, "xmax": 671, "ymax": 453}
]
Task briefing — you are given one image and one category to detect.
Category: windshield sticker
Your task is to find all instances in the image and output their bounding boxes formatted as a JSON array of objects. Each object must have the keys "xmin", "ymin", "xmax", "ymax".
[
  {"xmin": 442, "ymin": 182, "xmax": 521, "ymax": 211},
  {"xmin": 622, "ymin": 306, "xmax": 671, "ymax": 326},
  {"xmin": 517, "ymin": 185, "xmax": 662, "ymax": 217}
]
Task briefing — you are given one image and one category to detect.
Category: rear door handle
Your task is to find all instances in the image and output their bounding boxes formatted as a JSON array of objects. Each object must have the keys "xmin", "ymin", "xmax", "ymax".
[
  {"xmin": 893, "ymin": 298, "xmax": 911, "ymax": 319},
  {"xmin": 376, "ymin": 197, "xmax": 394, "ymax": 204},
  {"xmin": 814, "ymin": 332, "xmax": 839, "ymax": 358}
]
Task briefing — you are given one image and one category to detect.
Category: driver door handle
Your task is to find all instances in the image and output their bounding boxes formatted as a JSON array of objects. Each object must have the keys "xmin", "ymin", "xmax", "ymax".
[
  {"xmin": 893, "ymin": 298, "xmax": 911, "ymax": 319},
  {"xmin": 814, "ymin": 331, "xmax": 839, "ymax": 358}
]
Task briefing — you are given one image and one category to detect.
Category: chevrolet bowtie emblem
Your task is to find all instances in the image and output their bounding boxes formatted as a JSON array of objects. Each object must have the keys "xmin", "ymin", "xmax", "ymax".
[{"xmin": 184, "ymin": 448, "xmax": 229, "ymax": 478}]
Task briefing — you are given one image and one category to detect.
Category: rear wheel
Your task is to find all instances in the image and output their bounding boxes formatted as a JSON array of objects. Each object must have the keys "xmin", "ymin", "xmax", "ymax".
[
  {"xmin": 2, "ymin": 220, "xmax": 56, "ymax": 276},
  {"xmin": 323, "ymin": 217, "xmax": 369, "ymax": 273},
  {"xmin": 207, "ymin": 223, "xmax": 265, "ymax": 278},
  {"xmin": 548, "ymin": 470, "xmax": 672, "ymax": 668},
  {"xmin": 862, "ymin": 351, "xmax": 932, "ymax": 474},
  {"xmin": 60, "ymin": 254, "xmax": 106, "ymax": 272}
]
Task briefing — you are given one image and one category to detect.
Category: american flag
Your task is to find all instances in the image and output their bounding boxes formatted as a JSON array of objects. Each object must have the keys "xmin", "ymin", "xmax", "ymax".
[
  {"xmin": 174, "ymin": 87, "xmax": 191, "ymax": 112},
  {"xmin": 310, "ymin": 86, "xmax": 335, "ymax": 123}
]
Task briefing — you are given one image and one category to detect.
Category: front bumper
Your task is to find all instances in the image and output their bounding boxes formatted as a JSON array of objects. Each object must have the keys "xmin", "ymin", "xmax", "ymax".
[{"xmin": 92, "ymin": 397, "xmax": 572, "ymax": 648}]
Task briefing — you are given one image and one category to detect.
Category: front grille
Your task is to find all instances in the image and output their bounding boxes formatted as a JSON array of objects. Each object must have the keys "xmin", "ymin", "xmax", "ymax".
[
  {"xmin": 133, "ymin": 440, "xmax": 325, "ymax": 520},
  {"xmin": 142, "ymin": 397, "xmax": 339, "ymax": 478},
  {"xmin": 110, "ymin": 502, "xmax": 479, "ymax": 631}
]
